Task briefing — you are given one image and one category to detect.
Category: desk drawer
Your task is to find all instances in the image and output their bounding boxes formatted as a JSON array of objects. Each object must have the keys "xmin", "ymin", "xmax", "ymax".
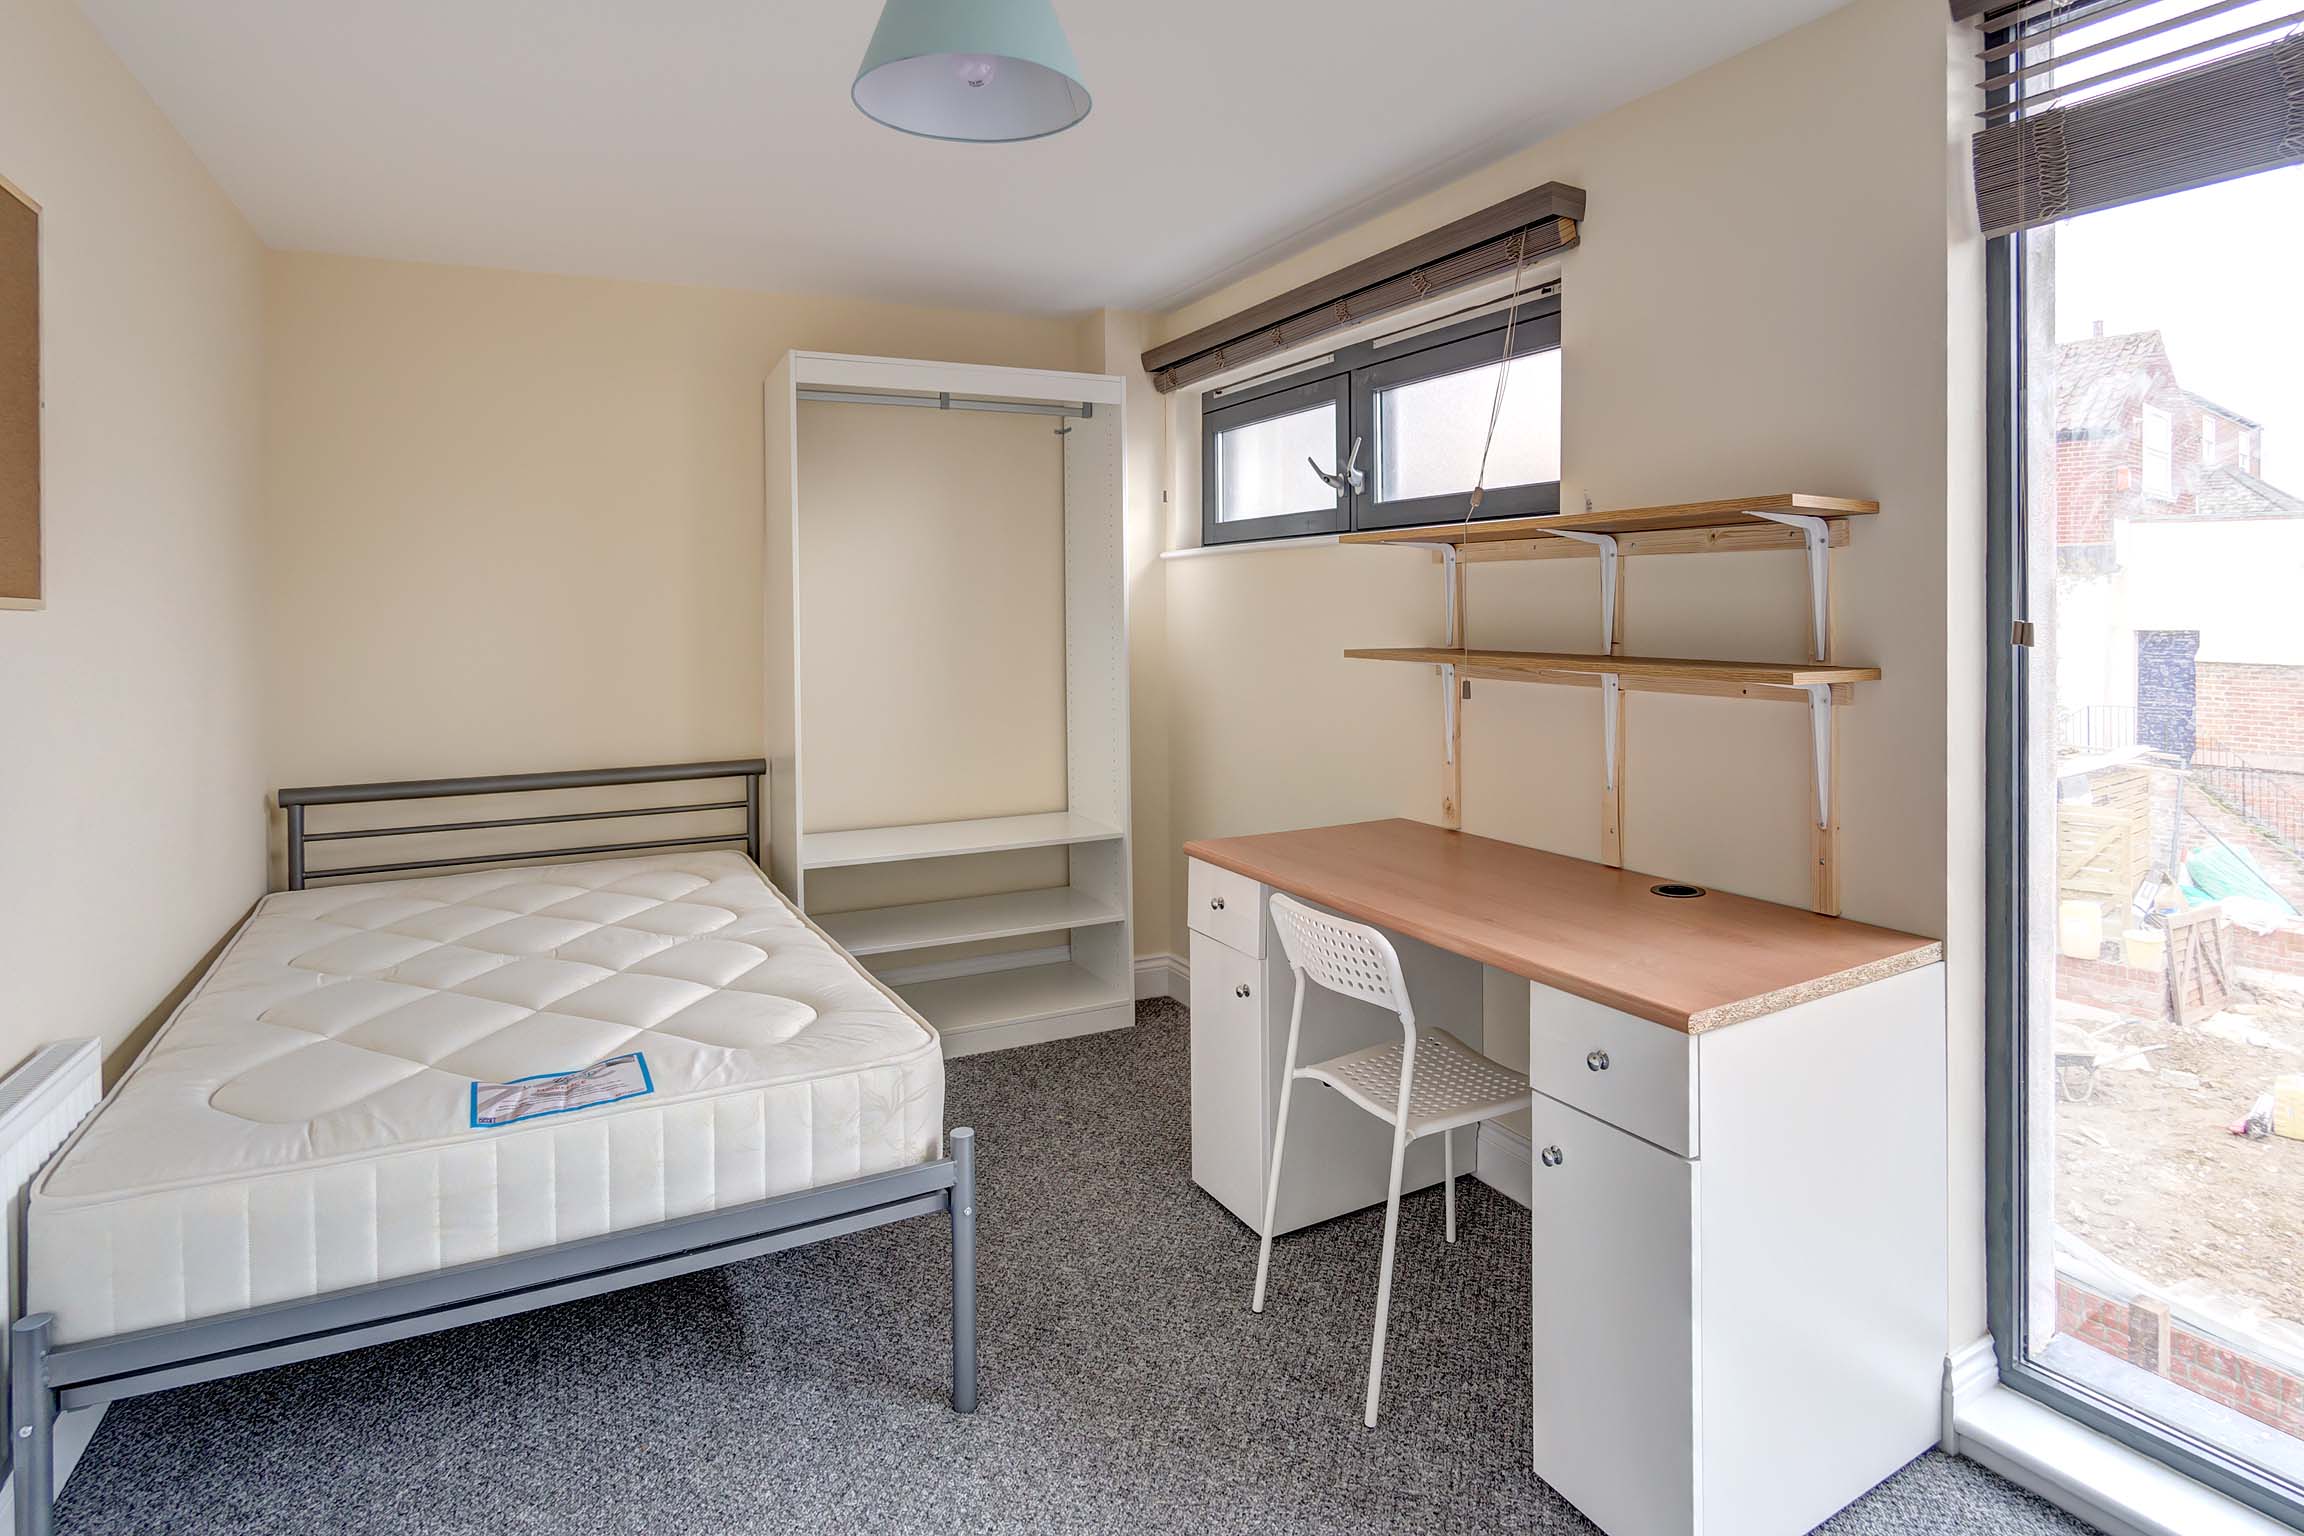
[
  {"xmin": 1187, "ymin": 858, "xmax": 1263, "ymax": 957},
  {"xmin": 1529, "ymin": 986, "xmax": 1698, "ymax": 1157}
]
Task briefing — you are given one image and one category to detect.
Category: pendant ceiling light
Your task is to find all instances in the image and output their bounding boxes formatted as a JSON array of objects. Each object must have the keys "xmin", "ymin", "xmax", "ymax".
[{"xmin": 853, "ymin": 0, "xmax": 1091, "ymax": 143}]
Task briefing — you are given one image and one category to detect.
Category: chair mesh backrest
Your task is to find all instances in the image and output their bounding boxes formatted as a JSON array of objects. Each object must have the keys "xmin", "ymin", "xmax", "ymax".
[{"xmin": 1268, "ymin": 893, "xmax": 1413, "ymax": 1026}]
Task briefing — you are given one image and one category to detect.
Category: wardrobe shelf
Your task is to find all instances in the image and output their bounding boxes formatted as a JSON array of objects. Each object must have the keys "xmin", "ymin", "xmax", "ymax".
[
  {"xmin": 893, "ymin": 960, "xmax": 1130, "ymax": 1037},
  {"xmin": 1344, "ymin": 648, "xmax": 1880, "ymax": 689},
  {"xmin": 801, "ymin": 811, "xmax": 1124, "ymax": 870},
  {"xmin": 816, "ymin": 887, "xmax": 1124, "ymax": 957},
  {"xmin": 1339, "ymin": 492, "xmax": 1878, "ymax": 552}
]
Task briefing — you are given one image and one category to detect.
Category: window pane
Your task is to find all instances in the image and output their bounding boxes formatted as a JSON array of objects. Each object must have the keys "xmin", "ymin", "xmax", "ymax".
[
  {"xmin": 1376, "ymin": 348, "xmax": 1560, "ymax": 504},
  {"xmin": 1215, "ymin": 403, "xmax": 1337, "ymax": 524},
  {"xmin": 2026, "ymin": 162, "xmax": 2304, "ymax": 1492}
]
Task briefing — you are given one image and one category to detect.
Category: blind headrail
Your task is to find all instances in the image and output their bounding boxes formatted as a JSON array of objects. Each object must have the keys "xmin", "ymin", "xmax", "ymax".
[{"xmin": 1140, "ymin": 183, "xmax": 1585, "ymax": 395}]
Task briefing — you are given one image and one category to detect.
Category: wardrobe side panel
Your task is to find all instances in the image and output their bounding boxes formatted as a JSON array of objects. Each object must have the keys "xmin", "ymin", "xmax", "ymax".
[{"xmin": 764, "ymin": 358, "xmax": 802, "ymax": 901}]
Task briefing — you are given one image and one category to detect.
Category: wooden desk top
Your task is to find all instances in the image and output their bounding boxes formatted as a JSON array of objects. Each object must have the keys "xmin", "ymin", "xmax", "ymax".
[{"xmin": 1182, "ymin": 820, "xmax": 1941, "ymax": 1033}]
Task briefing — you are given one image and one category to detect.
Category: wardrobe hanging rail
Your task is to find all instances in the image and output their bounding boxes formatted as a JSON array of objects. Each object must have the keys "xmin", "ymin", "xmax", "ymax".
[{"xmin": 795, "ymin": 388, "xmax": 1094, "ymax": 420}]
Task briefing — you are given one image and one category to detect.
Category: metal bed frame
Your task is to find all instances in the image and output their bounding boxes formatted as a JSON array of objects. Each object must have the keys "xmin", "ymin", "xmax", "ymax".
[{"xmin": 10, "ymin": 760, "xmax": 979, "ymax": 1536}]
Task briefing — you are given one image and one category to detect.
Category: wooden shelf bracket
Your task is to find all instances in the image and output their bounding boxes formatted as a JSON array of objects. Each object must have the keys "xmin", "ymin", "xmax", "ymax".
[
  {"xmin": 1806, "ymin": 685, "xmax": 1834, "ymax": 830},
  {"xmin": 1392, "ymin": 537, "xmax": 1471, "ymax": 828},
  {"xmin": 1549, "ymin": 527, "xmax": 1628, "ymax": 865},
  {"xmin": 1748, "ymin": 510, "xmax": 1832, "ymax": 663}
]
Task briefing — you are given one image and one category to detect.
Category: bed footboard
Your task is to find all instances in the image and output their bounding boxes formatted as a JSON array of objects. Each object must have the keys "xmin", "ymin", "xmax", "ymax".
[{"xmin": 10, "ymin": 1131, "xmax": 980, "ymax": 1534}]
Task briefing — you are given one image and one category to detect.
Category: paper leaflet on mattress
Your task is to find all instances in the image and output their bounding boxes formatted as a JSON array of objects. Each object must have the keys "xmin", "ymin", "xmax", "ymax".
[{"xmin": 470, "ymin": 1053, "xmax": 654, "ymax": 1128}]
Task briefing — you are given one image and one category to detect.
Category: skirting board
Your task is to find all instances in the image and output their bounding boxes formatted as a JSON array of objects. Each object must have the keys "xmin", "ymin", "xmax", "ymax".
[
  {"xmin": 1946, "ymin": 1335, "xmax": 2288, "ymax": 1536},
  {"xmin": 1134, "ymin": 953, "xmax": 1187, "ymax": 1003},
  {"xmin": 1474, "ymin": 1122, "xmax": 1532, "ymax": 1208}
]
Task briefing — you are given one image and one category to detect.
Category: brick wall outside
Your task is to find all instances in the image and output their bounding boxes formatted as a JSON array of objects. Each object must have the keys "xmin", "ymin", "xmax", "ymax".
[
  {"xmin": 2200, "ymin": 662, "xmax": 2304, "ymax": 765},
  {"xmin": 2058, "ymin": 952, "xmax": 2170, "ymax": 1020},
  {"xmin": 2237, "ymin": 923, "xmax": 2304, "ymax": 971},
  {"xmin": 2056, "ymin": 432, "xmax": 2128, "ymax": 548},
  {"xmin": 2058, "ymin": 1275, "xmax": 2304, "ymax": 1440}
]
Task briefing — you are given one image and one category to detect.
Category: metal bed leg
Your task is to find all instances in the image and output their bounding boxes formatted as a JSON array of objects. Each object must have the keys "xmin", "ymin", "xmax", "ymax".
[
  {"xmin": 11, "ymin": 1313, "xmax": 56, "ymax": 1536},
  {"xmin": 949, "ymin": 1127, "xmax": 978, "ymax": 1414}
]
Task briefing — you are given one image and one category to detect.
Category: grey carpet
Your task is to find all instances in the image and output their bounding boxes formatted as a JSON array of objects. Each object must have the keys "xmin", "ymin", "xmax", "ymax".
[{"xmin": 56, "ymin": 999, "xmax": 2091, "ymax": 1535}]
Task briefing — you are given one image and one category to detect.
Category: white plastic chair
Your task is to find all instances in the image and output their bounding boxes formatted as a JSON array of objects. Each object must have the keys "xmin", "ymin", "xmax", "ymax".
[{"xmin": 1252, "ymin": 892, "xmax": 1533, "ymax": 1428}]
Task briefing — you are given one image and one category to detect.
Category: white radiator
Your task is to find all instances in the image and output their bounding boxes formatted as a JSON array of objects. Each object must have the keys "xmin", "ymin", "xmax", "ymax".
[{"xmin": 0, "ymin": 1039, "xmax": 104, "ymax": 1497}]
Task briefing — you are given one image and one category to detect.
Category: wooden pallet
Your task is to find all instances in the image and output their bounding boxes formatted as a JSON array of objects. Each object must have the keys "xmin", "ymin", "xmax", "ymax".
[{"xmin": 2167, "ymin": 905, "xmax": 2234, "ymax": 1026}]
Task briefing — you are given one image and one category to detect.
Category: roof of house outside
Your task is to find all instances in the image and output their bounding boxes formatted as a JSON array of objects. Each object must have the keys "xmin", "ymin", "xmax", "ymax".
[
  {"xmin": 2052, "ymin": 328, "xmax": 2299, "ymax": 524},
  {"xmin": 2184, "ymin": 465, "xmax": 2304, "ymax": 521},
  {"xmin": 2183, "ymin": 388, "xmax": 2262, "ymax": 431},
  {"xmin": 2056, "ymin": 329, "xmax": 2173, "ymax": 438}
]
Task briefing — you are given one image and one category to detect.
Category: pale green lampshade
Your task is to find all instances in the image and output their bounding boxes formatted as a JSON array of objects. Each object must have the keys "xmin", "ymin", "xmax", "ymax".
[{"xmin": 853, "ymin": 0, "xmax": 1091, "ymax": 142}]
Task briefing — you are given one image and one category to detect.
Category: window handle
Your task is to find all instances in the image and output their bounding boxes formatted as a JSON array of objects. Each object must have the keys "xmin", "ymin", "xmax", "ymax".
[{"xmin": 1308, "ymin": 436, "xmax": 1364, "ymax": 495}]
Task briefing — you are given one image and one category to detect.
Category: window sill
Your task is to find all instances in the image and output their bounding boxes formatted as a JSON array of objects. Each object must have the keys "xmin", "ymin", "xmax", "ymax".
[
  {"xmin": 1950, "ymin": 1352, "xmax": 2290, "ymax": 1536},
  {"xmin": 1161, "ymin": 534, "xmax": 1341, "ymax": 561}
]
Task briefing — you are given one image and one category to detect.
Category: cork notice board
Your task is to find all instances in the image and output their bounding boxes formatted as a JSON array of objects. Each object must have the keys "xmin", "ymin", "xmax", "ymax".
[{"xmin": 1, "ymin": 176, "xmax": 37, "ymax": 607}]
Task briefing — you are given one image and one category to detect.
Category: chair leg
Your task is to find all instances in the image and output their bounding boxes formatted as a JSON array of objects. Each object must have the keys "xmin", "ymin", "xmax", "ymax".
[
  {"xmin": 1443, "ymin": 1129, "xmax": 1457, "ymax": 1245},
  {"xmin": 1252, "ymin": 981, "xmax": 1309, "ymax": 1314},
  {"xmin": 1363, "ymin": 1120, "xmax": 1411, "ymax": 1428}
]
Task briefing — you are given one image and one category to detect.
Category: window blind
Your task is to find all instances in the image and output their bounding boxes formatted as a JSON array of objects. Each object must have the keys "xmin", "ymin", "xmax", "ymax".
[
  {"xmin": 1140, "ymin": 183, "xmax": 1585, "ymax": 394},
  {"xmin": 1958, "ymin": 0, "xmax": 2304, "ymax": 236}
]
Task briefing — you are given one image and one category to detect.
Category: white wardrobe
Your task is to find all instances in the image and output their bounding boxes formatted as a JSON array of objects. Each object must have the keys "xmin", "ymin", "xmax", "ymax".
[{"xmin": 763, "ymin": 352, "xmax": 1132, "ymax": 1057}]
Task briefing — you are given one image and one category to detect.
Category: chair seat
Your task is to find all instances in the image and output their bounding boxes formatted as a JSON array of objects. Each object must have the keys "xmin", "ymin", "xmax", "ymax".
[{"xmin": 1298, "ymin": 1029, "xmax": 1531, "ymax": 1137}]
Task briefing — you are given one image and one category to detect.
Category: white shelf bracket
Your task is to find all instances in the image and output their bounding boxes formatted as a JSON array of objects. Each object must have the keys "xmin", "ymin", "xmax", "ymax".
[
  {"xmin": 1548, "ymin": 529, "xmax": 1621, "ymax": 651},
  {"xmin": 1601, "ymin": 673, "xmax": 1622, "ymax": 790},
  {"xmin": 1442, "ymin": 544, "xmax": 1461, "ymax": 647},
  {"xmin": 1806, "ymin": 683, "xmax": 1833, "ymax": 829},
  {"xmin": 1749, "ymin": 511, "xmax": 1832, "ymax": 661},
  {"xmin": 1441, "ymin": 662, "xmax": 1460, "ymax": 764},
  {"xmin": 1393, "ymin": 540, "xmax": 1465, "ymax": 646}
]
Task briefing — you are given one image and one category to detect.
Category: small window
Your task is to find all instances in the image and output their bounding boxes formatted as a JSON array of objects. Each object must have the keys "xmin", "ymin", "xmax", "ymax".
[
  {"xmin": 2199, "ymin": 413, "xmax": 2218, "ymax": 465},
  {"xmin": 2141, "ymin": 404, "xmax": 2173, "ymax": 499},
  {"xmin": 1198, "ymin": 296, "xmax": 1561, "ymax": 546},
  {"xmin": 1199, "ymin": 373, "xmax": 1349, "ymax": 544},
  {"xmin": 1354, "ymin": 310, "xmax": 1562, "ymax": 529}
]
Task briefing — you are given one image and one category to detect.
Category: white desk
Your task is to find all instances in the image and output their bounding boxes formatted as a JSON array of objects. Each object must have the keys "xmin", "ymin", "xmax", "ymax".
[{"xmin": 1185, "ymin": 819, "xmax": 1948, "ymax": 1536}]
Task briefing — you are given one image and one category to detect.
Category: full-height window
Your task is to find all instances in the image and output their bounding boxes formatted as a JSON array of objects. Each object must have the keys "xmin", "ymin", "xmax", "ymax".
[
  {"xmin": 1199, "ymin": 297, "xmax": 1560, "ymax": 545},
  {"xmin": 1982, "ymin": 1, "xmax": 2304, "ymax": 1518}
]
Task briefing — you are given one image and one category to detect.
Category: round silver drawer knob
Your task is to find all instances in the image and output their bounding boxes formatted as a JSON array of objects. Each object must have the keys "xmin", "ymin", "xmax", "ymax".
[
  {"xmin": 1210, "ymin": 896, "xmax": 1226, "ymax": 911},
  {"xmin": 1540, "ymin": 1145, "xmax": 1565, "ymax": 1168},
  {"xmin": 1586, "ymin": 1049, "xmax": 1611, "ymax": 1072},
  {"xmin": 1234, "ymin": 983, "xmax": 1251, "ymax": 999}
]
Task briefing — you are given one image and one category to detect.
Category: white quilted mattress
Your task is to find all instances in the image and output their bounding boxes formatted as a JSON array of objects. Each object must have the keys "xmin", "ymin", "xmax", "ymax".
[{"xmin": 28, "ymin": 851, "xmax": 942, "ymax": 1343}]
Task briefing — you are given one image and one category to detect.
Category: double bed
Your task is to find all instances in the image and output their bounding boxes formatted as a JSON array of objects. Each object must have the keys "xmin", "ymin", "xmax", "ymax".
[{"xmin": 10, "ymin": 761, "xmax": 978, "ymax": 1535}]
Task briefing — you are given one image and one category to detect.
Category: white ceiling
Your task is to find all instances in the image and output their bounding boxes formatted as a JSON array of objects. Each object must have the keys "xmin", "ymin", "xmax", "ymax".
[{"xmin": 81, "ymin": 1, "xmax": 1844, "ymax": 314}]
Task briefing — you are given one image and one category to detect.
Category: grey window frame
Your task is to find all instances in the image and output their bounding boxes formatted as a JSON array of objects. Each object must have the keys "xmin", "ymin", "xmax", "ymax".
[
  {"xmin": 1350, "ymin": 301, "xmax": 1563, "ymax": 530},
  {"xmin": 1197, "ymin": 295, "xmax": 1562, "ymax": 546},
  {"xmin": 1982, "ymin": 11, "xmax": 2304, "ymax": 1525},
  {"xmin": 1198, "ymin": 371, "xmax": 1352, "ymax": 545}
]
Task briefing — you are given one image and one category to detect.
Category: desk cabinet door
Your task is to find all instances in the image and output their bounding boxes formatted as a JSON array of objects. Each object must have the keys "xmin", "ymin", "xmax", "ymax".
[
  {"xmin": 1189, "ymin": 935, "xmax": 1266, "ymax": 1224},
  {"xmin": 1528, "ymin": 1094, "xmax": 1697, "ymax": 1536}
]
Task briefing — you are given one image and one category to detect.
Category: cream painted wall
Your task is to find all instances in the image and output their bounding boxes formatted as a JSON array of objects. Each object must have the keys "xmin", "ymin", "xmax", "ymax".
[
  {"xmin": 1148, "ymin": 0, "xmax": 1985, "ymax": 1342},
  {"xmin": 0, "ymin": 0, "xmax": 269, "ymax": 1076},
  {"xmin": 262, "ymin": 253, "xmax": 1084, "ymax": 840}
]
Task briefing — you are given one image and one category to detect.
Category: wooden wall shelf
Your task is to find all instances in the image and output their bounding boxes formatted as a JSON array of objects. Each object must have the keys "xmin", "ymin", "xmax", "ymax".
[
  {"xmin": 1339, "ymin": 492, "xmax": 1878, "ymax": 551},
  {"xmin": 1341, "ymin": 491, "xmax": 1879, "ymax": 914},
  {"xmin": 1345, "ymin": 649, "xmax": 1879, "ymax": 689}
]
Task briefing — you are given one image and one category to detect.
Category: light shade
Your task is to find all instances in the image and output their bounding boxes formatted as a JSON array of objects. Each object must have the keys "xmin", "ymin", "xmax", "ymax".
[{"xmin": 853, "ymin": 0, "xmax": 1091, "ymax": 143}]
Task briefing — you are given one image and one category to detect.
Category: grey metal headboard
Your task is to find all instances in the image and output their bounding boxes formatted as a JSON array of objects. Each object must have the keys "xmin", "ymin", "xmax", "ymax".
[{"xmin": 276, "ymin": 759, "xmax": 766, "ymax": 890}]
